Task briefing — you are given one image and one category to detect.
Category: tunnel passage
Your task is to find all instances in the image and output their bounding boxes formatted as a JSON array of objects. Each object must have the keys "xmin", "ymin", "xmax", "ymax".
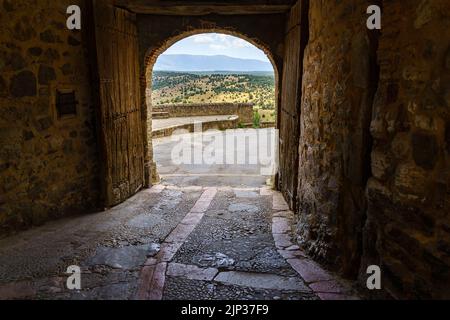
[{"xmin": 0, "ymin": 0, "xmax": 449, "ymax": 300}]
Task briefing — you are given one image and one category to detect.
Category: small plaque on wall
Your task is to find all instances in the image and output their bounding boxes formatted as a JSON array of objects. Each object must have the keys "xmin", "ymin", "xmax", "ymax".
[{"xmin": 56, "ymin": 89, "xmax": 78, "ymax": 119}]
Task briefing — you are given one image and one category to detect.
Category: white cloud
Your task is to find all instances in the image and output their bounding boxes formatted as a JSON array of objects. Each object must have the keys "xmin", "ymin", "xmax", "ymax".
[
  {"xmin": 232, "ymin": 38, "xmax": 252, "ymax": 48},
  {"xmin": 192, "ymin": 34, "xmax": 215, "ymax": 44},
  {"xmin": 193, "ymin": 34, "xmax": 252, "ymax": 49},
  {"xmin": 216, "ymin": 34, "xmax": 229, "ymax": 41},
  {"xmin": 164, "ymin": 33, "xmax": 268, "ymax": 61},
  {"xmin": 209, "ymin": 44, "xmax": 227, "ymax": 51}
]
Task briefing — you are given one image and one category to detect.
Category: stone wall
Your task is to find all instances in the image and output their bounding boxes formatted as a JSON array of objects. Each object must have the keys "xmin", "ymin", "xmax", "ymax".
[
  {"xmin": 296, "ymin": 0, "xmax": 377, "ymax": 277},
  {"xmin": 295, "ymin": 0, "xmax": 450, "ymax": 298},
  {"xmin": 0, "ymin": 0, "xmax": 100, "ymax": 236},
  {"xmin": 154, "ymin": 103, "xmax": 254, "ymax": 124},
  {"xmin": 152, "ymin": 115, "xmax": 240, "ymax": 139},
  {"xmin": 362, "ymin": 0, "xmax": 450, "ymax": 299}
]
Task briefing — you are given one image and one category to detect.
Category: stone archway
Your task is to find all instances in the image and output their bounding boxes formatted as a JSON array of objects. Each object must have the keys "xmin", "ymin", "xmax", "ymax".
[{"xmin": 140, "ymin": 28, "xmax": 282, "ymax": 185}]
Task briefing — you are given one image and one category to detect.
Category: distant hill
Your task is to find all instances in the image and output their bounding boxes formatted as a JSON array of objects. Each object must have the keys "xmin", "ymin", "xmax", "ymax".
[{"xmin": 154, "ymin": 54, "xmax": 273, "ymax": 72}]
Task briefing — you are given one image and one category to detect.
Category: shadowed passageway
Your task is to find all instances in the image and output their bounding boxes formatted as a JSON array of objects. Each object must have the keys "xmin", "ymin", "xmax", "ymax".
[
  {"xmin": 0, "ymin": 183, "xmax": 357, "ymax": 300},
  {"xmin": 1, "ymin": 0, "xmax": 449, "ymax": 300},
  {"xmin": 0, "ymin": 130, "xmax": 357, "ymax": 300}
]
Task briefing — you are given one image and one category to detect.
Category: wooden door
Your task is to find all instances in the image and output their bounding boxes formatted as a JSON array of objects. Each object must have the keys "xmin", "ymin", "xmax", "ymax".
[{"xmin": 93, "ymin": 0, "xmax": 145, "ymax": 206}]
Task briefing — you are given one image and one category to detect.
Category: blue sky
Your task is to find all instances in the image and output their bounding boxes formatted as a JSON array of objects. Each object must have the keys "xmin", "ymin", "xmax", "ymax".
[{"xmin": 161, "ymin": 33, "xmax": 270, "ymax": 62}]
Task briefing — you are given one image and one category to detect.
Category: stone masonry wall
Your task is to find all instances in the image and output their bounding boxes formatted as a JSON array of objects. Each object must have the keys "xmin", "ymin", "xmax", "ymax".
[
  {"xmin": 296, "ymin": 0, "xmax": 377, "ymax": 277},
  {"xmin": 0, "ymin": 0, "xmax": 100, "ymax": 236},
  {"xmin": 362, "ymin": 0, "xmax": 450, "ymax": 299},
  {"xmin": 296, "ymin": 0, "xmax": 450, "ymax": 298},
  {"xmin": 154, "ymin": 103, "xmax": 254, "ymax": 124}
]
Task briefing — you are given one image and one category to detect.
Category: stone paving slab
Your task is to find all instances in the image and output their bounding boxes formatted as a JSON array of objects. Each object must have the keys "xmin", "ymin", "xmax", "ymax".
[
  {"xmin": 278, "ymin": 249, "xmax": 306, "ymax": 259},
  {"xmin": 272, "ymin": 217, "xmax": 291, "ymax": 234},
  {"xmin": 214, "ymin": 271, "xmax": 311, "ymax": 292},
  {"xmin": 85, "ymin": 244, "xmax": 151, "ymax": 270},
  {"xmin": 167, "ymin": 263, "xmax": 219, "ymax": 281},
  {"xmin": 273, "ymin": 233, "xmax": 293, "ymax": 249},
  {"xmin": 273, "ymin": 193, "xmax": 290, "ymax": 211},
  {"xmin": 309, "ymin": 280, "xmax": 349, "ymax": 294},
  {"xmin": 287, "ymin": 258, "xmax": 335, "ymax": 283}
]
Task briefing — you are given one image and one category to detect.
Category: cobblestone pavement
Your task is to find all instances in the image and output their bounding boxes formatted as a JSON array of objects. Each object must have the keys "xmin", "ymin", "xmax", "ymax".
[
  {"xmin": 0, "ymin": 183, "xmax": 359, "ymax": 300},
  {"xmin": 0, "ymin": 130, "xmax": 359, "ymax": 300}
]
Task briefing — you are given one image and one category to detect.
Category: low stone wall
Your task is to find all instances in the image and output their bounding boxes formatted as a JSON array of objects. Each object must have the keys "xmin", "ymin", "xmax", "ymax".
[
  {"xmin": 152, "ymin": 116, "xmax": 239, "ymax": 139},
  {"xmin": 154, "ymin": 103, "xmax": 254, "ymax": 124},
  {"xmin": 260, "ymin": 122, "xmax": 276, "ymax": 129}
]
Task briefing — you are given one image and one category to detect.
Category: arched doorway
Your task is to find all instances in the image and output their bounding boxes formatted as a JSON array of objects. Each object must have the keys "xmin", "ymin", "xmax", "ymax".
[{"xmin": 143, "ymin": 31, "xmax": 281, "ymax": 187}]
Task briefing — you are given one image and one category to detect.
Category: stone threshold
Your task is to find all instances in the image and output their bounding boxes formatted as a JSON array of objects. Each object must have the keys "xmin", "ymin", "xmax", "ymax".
[{"xmin": 166, "ymin": 262, "xmax": 312, "ymax": 293}]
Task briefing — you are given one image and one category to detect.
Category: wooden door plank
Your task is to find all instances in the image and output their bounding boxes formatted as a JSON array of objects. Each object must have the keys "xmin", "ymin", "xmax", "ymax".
[{"xmin": 93, "ymin": 0, "xmax": 144, "ymax": 206}]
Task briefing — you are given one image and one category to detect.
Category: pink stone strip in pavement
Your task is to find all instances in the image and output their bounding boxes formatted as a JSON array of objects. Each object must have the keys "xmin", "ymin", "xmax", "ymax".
[
  {"xmin": 0, "ymin": 281, "xmax": 36, "ymax": 300},
  {"xmin": 136, "ymin": 187, "xmax": 217, "ymax": 300},
  {"xmin": 266, "ymin": 187, "xmax": 359, "ymax": 300}
]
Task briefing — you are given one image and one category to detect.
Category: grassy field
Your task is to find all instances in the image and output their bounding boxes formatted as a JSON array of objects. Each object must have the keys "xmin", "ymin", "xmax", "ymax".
[{"xmin": 152, "ymin": 71, "xmax": 276, "ymax": 123}]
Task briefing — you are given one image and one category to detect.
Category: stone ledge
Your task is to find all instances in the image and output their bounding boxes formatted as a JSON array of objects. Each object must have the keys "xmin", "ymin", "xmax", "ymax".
[
  {"xmin": 153, "ymin": 102, "xmax": 254, "ymax": 124},
  {"xmin": 152, "ymin": 116, "xmax": 240, "ymax": 139}
]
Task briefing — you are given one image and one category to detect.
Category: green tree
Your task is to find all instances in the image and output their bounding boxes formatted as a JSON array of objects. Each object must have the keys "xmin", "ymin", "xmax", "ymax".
[{"xmin": 253, "ymin": 110, "xmax": 261, "ymax": 128}]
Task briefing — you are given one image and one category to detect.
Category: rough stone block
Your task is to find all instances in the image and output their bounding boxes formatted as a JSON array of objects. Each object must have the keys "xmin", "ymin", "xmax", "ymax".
[
  {"xmin": 287, "ymin": 258, "xmax": 334, "ymax": 283},
  {"xmin": 273, "ymin": 233, "xmax": 293, "ymax": 249},
  {"xmin": 411, "ymin": 132, "xmax": 438, "ymax": 170},
  {"xmin": 167, "ymin": 263, "xmax": 218, "ymax": 281},
  {"xmin": 215, "ymin": 271, "xmax": 311, "ymax": 292},
  {"xmin": 10, "ymin": 71, "xmax": 36, "ymax": 97},
  {"xmin": 272, "ymin": 217, "xmax": 291, "ymax": 234},
  {"xmin": 309, "ymin": 280, "xmax": 348, "ymax": 294},
  {"xmin": 273, "ymin": 193, "xmax": 289, "ymax": 211},
  {"xmin": 371, "ymin": 149, "xmax": 392, "ymax": 180},
  {"xmin": 394, "ymin": 163, "xmax": 428, "ymax": 196},
  {"xmin": 38, "ymin": 65, "xmax": 56, "ymax": 85}
]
